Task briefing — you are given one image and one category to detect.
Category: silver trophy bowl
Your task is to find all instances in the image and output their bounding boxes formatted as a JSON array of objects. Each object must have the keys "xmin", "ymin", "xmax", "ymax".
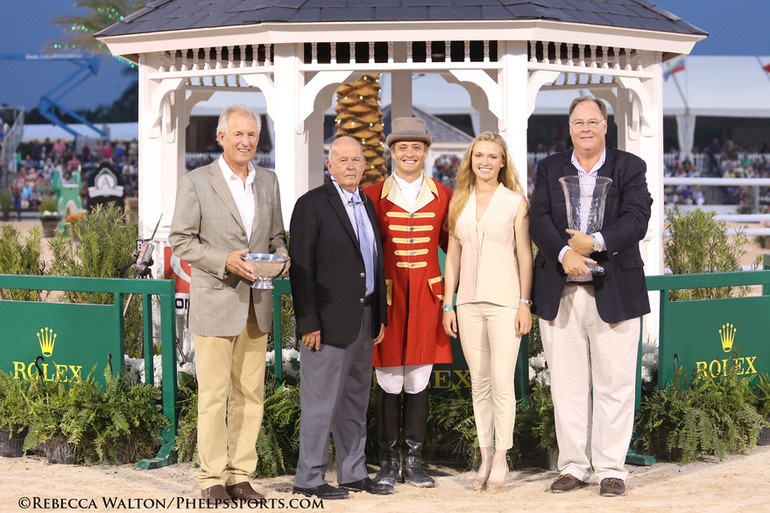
[{"xmin": 241, "ymin": 253, "xmax": 288, "ymax": 289}]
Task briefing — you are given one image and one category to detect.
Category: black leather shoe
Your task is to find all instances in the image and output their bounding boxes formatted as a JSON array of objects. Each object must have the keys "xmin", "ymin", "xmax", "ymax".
[
  {"xmin": 340, "ymin": 477, "xmax": 394, "ymax": 495},
  {"xmin": 292, "ymin": 483, "xmax": 349, "ymax": 500}
]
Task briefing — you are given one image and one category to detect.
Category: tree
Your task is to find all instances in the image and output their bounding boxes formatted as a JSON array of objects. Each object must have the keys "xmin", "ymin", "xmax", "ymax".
[
  {"xmin": 50, "ymin": 1, "xmax": 147, "ymax": 54},
  {"xmin": 334, "ymin": 75, "xmax": 387, "ymax": 187}
]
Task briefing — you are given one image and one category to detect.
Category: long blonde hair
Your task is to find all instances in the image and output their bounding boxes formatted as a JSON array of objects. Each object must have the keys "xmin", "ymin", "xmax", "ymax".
[{"xmin": 447, "ymin": 132, "xmax": 525, "ymax": 236}]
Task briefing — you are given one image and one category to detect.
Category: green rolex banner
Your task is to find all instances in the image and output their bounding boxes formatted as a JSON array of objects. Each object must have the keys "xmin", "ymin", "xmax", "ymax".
[{"xmin": 1, "ymin": 300, "xmax": 123, "ymax": 385}]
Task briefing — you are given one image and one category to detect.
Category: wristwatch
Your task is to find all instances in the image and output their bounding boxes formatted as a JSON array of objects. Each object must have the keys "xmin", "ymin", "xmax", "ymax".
[
  {"xmin": 520, "ymin": 298, "xmax": 533, "ymax": 307},
  {"xmin": 591, "ymin": 233, "xmax": 601, "ymax": 252}
]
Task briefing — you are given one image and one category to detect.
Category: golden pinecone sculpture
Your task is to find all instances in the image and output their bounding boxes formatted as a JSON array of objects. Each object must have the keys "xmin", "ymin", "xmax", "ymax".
[{"xmin": 335, "ymin": 74, "xmax": 386, "ymax": 187}]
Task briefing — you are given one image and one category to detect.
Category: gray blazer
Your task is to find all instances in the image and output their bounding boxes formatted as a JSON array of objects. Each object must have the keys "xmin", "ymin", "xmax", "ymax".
[{"xmin": 169, "ymin": 160, "xmax": 287, "ymax": 336}]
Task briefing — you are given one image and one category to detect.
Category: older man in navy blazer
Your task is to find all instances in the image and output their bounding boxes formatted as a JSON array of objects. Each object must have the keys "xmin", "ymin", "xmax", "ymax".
[
  {"xmin": 530, "ymin": 96, "xmax": 652, "ymax": 498},
  {"xmin": 289, "ymin": 136, "xmax": 391, "ymax": 500}
]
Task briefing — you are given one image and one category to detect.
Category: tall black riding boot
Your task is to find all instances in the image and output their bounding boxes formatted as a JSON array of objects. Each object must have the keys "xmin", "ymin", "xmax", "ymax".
[
  {"xmin": 402, "ymin": 388, "xmax": 435, "ymax": 488},
  {"xmin": 372, "ymin": 385, "xmax": 401, "ymax": 490}
]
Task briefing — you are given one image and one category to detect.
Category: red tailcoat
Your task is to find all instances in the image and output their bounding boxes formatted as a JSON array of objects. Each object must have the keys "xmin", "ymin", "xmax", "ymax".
[{"xmin": 364, "ymin": 175, "xmax": 453, "ymax": 367}]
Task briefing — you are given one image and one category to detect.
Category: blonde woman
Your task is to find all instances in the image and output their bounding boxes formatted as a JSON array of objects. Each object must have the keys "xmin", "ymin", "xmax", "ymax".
[{"xmin": 442, "ymin": 132, "xmax": 533, "ymax": 492}]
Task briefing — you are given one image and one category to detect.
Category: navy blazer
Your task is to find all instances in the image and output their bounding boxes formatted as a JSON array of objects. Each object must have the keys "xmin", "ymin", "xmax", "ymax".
[
  {"xmin": 529, "ymin": 147, "xmax": 652, "ymax": 323},
  {"xmin": 289, "ymin": 180, "xmax": 387, "ymax": 346}
]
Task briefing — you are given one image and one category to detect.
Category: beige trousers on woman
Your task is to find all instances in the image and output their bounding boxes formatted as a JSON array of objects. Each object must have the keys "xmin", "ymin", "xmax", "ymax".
[{"xmin": 458, "ymin": 302, "xmax": 520, "ymax": 450}]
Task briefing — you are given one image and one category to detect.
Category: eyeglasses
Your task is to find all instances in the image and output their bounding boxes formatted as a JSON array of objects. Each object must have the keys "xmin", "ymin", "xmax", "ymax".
[{"xmin": 570, "ymin": 119, "xmax": 605, "ymax": 129}]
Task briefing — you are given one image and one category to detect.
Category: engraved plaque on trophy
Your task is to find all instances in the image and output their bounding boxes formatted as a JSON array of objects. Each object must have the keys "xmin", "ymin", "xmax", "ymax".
[{"xmin": 558, "ymin": 175, "xmax": 613, "ymax": 275}]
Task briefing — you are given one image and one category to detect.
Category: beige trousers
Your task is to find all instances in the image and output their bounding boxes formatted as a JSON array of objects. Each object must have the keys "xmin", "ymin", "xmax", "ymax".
[
  {"xmin": 539, "ymin": 283, "xmax": 639, "ymax": 482},
  {"xmin": 195, "ymin": 305, "xmax": 267, "ymax": 489},
  {"xmin": 457, "ymin": 302, "xmax": 520, "ymax": 450}
]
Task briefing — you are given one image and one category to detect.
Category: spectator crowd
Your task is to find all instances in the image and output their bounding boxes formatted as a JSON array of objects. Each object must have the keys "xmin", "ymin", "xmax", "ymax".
[{"xmin": 6, "ymin": 138, "xmax": 139, "ymax": 213}]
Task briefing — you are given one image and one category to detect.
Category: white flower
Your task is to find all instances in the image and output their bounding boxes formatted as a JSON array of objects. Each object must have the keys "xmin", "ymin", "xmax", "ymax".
[
  {"xmin": 529, "ymin": 352, "xmax": 547, "ymax": 370},
  {"xmin": 536, "ymin": 368, "xmax": 551, "ymax": 387}
]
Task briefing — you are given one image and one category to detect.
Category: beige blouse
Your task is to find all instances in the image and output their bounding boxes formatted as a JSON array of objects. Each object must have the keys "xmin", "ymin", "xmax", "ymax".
[{"xmin": 455, "ymin": 183, "xmax": 524, "ymax": 308}]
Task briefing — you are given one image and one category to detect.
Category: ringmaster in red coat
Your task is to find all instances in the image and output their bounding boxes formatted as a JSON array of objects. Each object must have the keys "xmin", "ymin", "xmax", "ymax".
[{"xmin": 364, "ymin": 117, "xmax": 453, "ymax": 491}]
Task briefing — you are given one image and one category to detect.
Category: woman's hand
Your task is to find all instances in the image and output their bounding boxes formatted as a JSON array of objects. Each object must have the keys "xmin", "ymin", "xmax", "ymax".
[
  {"xmin": 442, "ymin": 309, "xmax": 458, "ymax": 338},
  {"xmin": 515, "ymin": 305, "xmax": 532, "ymax": 336}
]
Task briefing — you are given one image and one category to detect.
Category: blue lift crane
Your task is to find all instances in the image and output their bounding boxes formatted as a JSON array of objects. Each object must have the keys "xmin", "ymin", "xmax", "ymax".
[{"xmin": 0, "ymin": 53, "xmax": 108, "ymax": 142}]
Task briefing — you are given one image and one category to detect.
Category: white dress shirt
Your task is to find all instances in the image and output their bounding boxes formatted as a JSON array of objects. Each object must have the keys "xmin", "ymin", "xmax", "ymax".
[
  {"xmin": 219, "ymin": 155, "xmax": 256, "ymax": 242},
  {"xmin": 392, "ymin": 172, "xmax": 424, "ymax": 211}
]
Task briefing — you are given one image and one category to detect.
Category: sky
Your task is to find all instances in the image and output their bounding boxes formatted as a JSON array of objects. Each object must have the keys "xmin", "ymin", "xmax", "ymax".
[{"xmin": 0, "ymin": 1, "xmax": 768, "ymax": 112}]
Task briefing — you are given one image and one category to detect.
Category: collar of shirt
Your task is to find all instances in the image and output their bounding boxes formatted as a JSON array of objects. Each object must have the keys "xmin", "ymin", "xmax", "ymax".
[
  {"xmin": 219, "ymin": 155, "xmax": 256, "ymax": 186},
  {"xmin": 570, "ymin": 149, "xmax": 607, "ymax": 175},
  {"xmin": 392, "ymin": 171, "xmax": 424, "ymax": 208},
  {"xmin": 330, "ymin": 177, "xmax": 361, "ymax": 204}
]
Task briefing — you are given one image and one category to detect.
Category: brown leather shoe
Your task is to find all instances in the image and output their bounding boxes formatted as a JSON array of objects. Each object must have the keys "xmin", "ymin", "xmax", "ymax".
[
  {"xmin": 550, "ymin": 474, "xmax": 588, "ymax": 493},
  {"xmin": 226, "ymin": 482, "xmax": 265, "ymax": 500},
  {"xmin": 201, "ymin": 484, "xmax": 230, "ymax": 500},
  {"xmin": 599, "ymin": 478, "xmax": 626, "ymax": 497}
]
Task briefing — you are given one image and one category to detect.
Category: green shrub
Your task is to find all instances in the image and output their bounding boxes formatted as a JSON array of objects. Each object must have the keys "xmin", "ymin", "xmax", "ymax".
[
  {"xmin": 0, "ymin": 191, "xmax": 11, "ymax": 218},
  {"xmin": 665, "ymin": 206, "xmax": 758, "ymax": 300},
  {"xmin": 751, "ymin": 375, "xmax": 770, "ymax": 418},
  {"xmin": 0, "ymin": 224, "xmax": 46, "ymax": 301},
  {"xmin": 633, "ymin": 360, "xmax": 766, "ymax": 464},
  {"xmin": 256, "ymin": 382, "xmax": 301, "ymax": 477},
  {"xmin": 426, "ymin": 387, "xmax": 477, "ymax": 467},
  {"xmin": 0, "ymin": 372, "xmax": 32, "ymax": 434},
  {"xmin": 48, "ymin": 204, "xmax": 144, "ymax": 357},
  {"xmin": 512, "ymin": 381, "xmax": 556, "ymax": 467},
  {"xmin": 38, "ymin": 195, "xmax": 59, "ymax": 218},
  {"xmin": 21, "ymin": 368, "xmax": 167, "ymax": 464}
]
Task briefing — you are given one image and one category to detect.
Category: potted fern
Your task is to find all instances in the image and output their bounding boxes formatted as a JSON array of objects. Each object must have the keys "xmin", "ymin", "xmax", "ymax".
[
  {"xmin": 38, "ymin": 195, "xmax": 61, "ymax": 238},
  {"xmin": 0, "ymin": 372, "xmax": 31, "ymax": 457}
]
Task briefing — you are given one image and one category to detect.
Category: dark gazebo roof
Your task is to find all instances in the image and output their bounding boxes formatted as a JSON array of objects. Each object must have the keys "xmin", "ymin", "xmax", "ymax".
[{"xmin": 99, "ymin": 0, "xmax": 707, "ymax": 38}]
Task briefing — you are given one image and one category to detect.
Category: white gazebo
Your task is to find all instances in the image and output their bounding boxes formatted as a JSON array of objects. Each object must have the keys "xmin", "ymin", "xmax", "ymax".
[{"xmin": 96, "ymin": 0, "xmax": 706, "ymax": 332}]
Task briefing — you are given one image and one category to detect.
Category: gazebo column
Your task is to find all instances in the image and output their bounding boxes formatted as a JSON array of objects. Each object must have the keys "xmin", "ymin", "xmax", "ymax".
[
  {"xmin": 138, "ymin": 55, "xmax": 186, "ymax": 243},
  {"xmin": 272, "ymin": 44, "xmax": 308, "ymax": 226},
  {"xmin": 391, "ymin": 44, "xmax": 413, "ymax": 120},
  {"xmin": 617, "ymin": 61, "xmax": 665, "ymax": 341},
  {"xmin": 305, "ymin": 92, "xmax": 327, "ymax": 189},
  {"xmin": 299, "ymin": 74, "xmax": 352, "ymax": 188},
  {"xmin": 498, "ymin": 41, "xmax": 529, "ymax": 192}
]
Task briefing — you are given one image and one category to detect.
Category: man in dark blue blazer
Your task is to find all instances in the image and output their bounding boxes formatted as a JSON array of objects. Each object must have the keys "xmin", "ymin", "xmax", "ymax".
[
  {"xmin": 289, "ymin": 136, "xmax": 391, "ymax": 500},
  {"xmin": 530, "ymin": 96, "xmax": 652, "ymax": 498}
]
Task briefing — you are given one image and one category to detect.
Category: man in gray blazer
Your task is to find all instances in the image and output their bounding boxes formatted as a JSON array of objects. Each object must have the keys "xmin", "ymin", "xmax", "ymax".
[{"xmin": 169, "ymin": 104, "xmax": 288, "ymax": 502}]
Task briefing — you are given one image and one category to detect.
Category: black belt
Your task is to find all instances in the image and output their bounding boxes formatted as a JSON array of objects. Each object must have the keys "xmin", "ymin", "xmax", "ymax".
[
  {"xmin": 566, "ymin": 281, "xmax": 593, "ymax": 286},
  {"xmin": 362, "ymin": 294, "xmax": 374, "ymax": 306}
]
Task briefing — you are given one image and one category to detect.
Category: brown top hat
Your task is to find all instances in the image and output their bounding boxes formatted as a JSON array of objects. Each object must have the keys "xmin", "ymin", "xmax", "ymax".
[{"xmin": 385, "ymin": 117, "xmax": 433, "ymax": 148}]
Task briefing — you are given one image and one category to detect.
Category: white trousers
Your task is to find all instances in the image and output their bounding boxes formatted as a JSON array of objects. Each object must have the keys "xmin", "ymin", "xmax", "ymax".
[
  {"xmin": 458, "ymin": 302, "xmax": 520, "ymax": 450},
  {"xmin": 540, "ymin": 283, "xmax": 639, "ymax": 482},
  {"xmin": 375, "ymin": 364, "xmax": 433, "ymax": 394}
]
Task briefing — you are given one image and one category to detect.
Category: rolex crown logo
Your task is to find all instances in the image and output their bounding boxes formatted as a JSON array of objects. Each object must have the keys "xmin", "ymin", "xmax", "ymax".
[
  {"xmin": 37, "ymin": 327, "xmax": 57, "ymax": 357},
  {"xmin": 719, "ymin": 323, "xmax": 736, "ymax": 353}
]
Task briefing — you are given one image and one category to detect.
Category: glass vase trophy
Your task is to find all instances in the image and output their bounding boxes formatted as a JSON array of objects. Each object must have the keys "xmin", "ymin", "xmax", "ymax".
[{"xmin": 558, "ymin": 175, "xmax": 613, "ymax": 275}]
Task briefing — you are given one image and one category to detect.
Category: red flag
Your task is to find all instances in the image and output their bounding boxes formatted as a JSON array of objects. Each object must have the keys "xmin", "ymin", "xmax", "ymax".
[{"xmin": 763, "ymin": 63, "xmax": 770, "ymax": 73}]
